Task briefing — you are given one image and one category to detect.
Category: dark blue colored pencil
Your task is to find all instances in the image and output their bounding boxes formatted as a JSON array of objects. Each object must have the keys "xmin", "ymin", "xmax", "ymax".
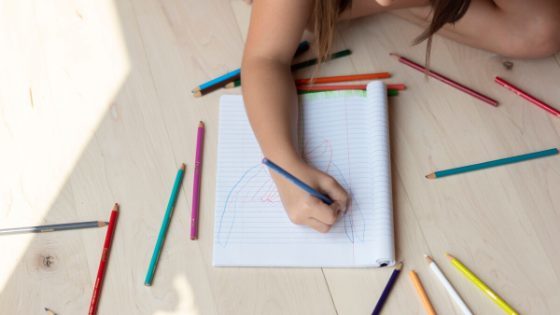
[
  {"xmin": 372, "ymin": 262, "xmax": 403, "ymax": 315},
  {"xmin": 262, "ymin": 158, "xmax": 333, "ymax": 205}
]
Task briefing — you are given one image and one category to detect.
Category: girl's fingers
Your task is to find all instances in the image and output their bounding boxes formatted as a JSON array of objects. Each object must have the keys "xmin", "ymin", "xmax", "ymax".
[
  {"xmin": 306, "ymin": 195, "xmax": 338, "ymax": 225},
  {"xmin": 319, "ymin": 176, "xmax": 349, "ymax": 212},
  {"xmin": 305, "ymin": 217, "xmax": 331, "ymax": 233}
]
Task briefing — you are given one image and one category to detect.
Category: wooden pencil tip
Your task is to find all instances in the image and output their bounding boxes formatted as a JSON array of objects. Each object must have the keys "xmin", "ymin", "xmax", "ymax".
[
  {"xmin": 425, "ymin": 173, "xmax": 436, "ymax": 179},
  {"xmin": 395, "ymin": 261, "xmax": 403, "ymax": 270},
  {"xmin": 99, "ymin": 221, "xmax": 109, "ymax": 227},
  {"xmin": 389, "ymin": 52, "xmax": 401, "ymax": 59},
  {"xmin": 113, "ymin": 203, "xmax": 119, "ymax": 211},
  {"xmin": 191, "ymin": 87, "xmax": 200, "ymax": 93},
  {"xmin": 193, "ymin": 91, "xmax": 202, "ymax": 98},
  {"xmin": 181, "ymin": 163, "xmax": 186, "ymax": 171},
  {"xmin": 424, "ymin": 255, "xmax": 433, "ymax": 264},
  {"xmin": 224, "ymin": 82, "xmax": 234, "ymax": 89},
  {"xmin": 445, "ymin": 253, "xmax": 455, "ymax": 260},
  {"xmin": 199, "ymin": 121, "xmax": 204, "ymax": 128}
]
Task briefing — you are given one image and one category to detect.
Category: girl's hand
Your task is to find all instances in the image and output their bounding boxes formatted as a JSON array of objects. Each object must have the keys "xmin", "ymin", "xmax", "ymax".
[{"xmin": 271, "ymin": 160, "xmax": 349, "ymax": 233}]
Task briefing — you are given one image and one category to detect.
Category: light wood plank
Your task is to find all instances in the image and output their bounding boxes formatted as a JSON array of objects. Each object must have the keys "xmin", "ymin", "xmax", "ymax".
[{"xmin": 1, "ymin": 0, "xmax": 560, "ymax": 314}]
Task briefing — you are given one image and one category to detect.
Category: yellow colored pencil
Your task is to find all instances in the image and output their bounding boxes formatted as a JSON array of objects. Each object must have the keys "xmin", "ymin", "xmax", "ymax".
[
  {"xmin": 409, "ymin": 270, "xmax": 437, "ymax": 315},
  {"xmin": 446, "ymin": 254, "xmax": 519, "ymax": 315}
]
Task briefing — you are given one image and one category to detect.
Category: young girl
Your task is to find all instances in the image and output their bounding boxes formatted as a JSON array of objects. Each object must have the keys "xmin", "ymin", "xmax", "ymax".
[{"xmin": 241, "ymin": 0, "xmax": 560, "ymax": 233}]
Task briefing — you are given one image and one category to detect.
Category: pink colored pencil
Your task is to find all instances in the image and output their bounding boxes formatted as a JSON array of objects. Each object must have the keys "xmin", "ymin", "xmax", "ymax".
[
  {"xmin": 390, "ymin": 53, "xmax": 499, "ymax": 107},
  {"xmin": 495, "ymin": 76, "xmax": 560, "ymax": 117},
  {"xmin": 190, "ymin": 121, "xmax": 205, "ymax": 240}
]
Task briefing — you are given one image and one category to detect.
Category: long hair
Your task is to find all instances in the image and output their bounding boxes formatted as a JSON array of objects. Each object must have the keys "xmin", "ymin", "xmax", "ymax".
[{"xmin": 312, "ymin": 0, "xmax": 471, "ymax": 64}]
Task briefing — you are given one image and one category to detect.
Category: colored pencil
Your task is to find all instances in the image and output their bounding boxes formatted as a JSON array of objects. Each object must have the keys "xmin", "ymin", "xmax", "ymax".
[
  {"xmin": 262, "ymin": 158, "xmax": 333, "ymax": 205},
  {"xmin": 495, "ymin": 76, "xmax": 560, "ymax": 117},
  {"xmin": 296, "ymin": 84, "xmax": 404, "ymax": 92},
  {"xmin": 221, "ymin": 49, "xmax": 354, "ymax": 91},
  {"xmin": 426, "ymin": 147, "xmax": 559, "ymax": 179},
  {"xmin": 409, "ymin": 270, "xmax": 437, "ymax": 315},
  {"xmin": 295, "ymin": 72, "xmax": 391, "ymax": 85},
  {"xmin": 291, "ymin": 49, "xmax": 352, "ymax": 72},
  {"xmin": 88, "ymin": 203, "xmax": 119, "ymax": 315},
  {"xmin": 0, "ymin": 220, "xmax": 108, "ymax": 236},
  {"xmin": 372, "ymin": 262, "xmax": 403, "ymax": 315},
  {"xmin": 425, "ymin": 255, "xmax": 472, "ymax": 315},
  {"xmin": 446, "ymin": 254, "xmax": 518, "ymax": 315},
  {"xmin": 145, "ymin": 164, "xmax": 186, "ymax": 286},
  {"xmin": 296, "ymin": 84, "xmax": 406, "ymax": 91},
  {"xmin": 190, "ymin": 122, "xmax": 205, "ymax": 240},
  {"xmin": 227, "ymin": 80, "xmax": 406, "ymax": 92},
  {"xmin": 45, "ymin": 307, "xmax": 57, "ymax": 315},
  {"xmin": 192, "ymin": 41, "xmax": 310, "ymax": 96},
  {"xmin": 298, "ymin": 89, "xmax": 399, "ymax": 97},
  {"xmin": 390, "ymin": 53, "xmax": 498, "ymax": 107}
]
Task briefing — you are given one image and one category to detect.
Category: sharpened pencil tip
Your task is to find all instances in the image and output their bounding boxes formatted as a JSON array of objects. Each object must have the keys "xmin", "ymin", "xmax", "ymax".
[
  {"xmin": 395, "ymin": 261, "xmax": 403, "ymax": 270},
  {"xmin": 191, "ymin": 87, "xmax": 200, "ymax": 93},
  {"xmin": 389, "ymin": 52, "xmax": 400, "ymax": 59},
  {"xmin": 181, "ymin": 163, "xmax": 186, "ymax": 171},
  {"xmin": 193, "ymin": 91, "xmax": 202, "ymax": 98},
  {"xmin": 424, "ymin": 255, "xmax": 433, "ymax": 264},
  {"xmin": 113, "ymin": 203, "xmax": 119, "ymax": 211},
  {"xmin": 445, "ymin": 253, "xmax": 454, "ymax": 260},
  {"xmin": 198, "ymin": 121, "xmax": 204, "ymax": 128},
  {"xmin": 425, "ymin": 173, "xmax": 436, "ymax": 179}
]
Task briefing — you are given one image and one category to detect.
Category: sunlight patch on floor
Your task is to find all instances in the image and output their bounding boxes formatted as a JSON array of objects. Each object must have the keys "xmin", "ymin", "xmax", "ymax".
[{"xmin": 0, "ymin": 0, "xmax": 130, "ymax": 292}]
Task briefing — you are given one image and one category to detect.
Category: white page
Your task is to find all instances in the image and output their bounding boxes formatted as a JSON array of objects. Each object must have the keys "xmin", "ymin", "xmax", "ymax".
[{"xmin": 213, "ymin": 81, "xmax": 394, "ymax": 267}]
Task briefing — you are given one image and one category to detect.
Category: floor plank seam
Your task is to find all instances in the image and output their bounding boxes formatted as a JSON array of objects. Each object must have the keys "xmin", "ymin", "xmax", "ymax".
[{"xmin": 321, "ymin": 268, "xmax": 339, "ymax": 315}]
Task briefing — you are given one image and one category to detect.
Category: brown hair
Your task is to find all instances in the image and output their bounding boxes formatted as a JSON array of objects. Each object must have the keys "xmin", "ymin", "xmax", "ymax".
[{"xmin": 312, "ymin": 0, "xmax": 471, "ymax": 64}]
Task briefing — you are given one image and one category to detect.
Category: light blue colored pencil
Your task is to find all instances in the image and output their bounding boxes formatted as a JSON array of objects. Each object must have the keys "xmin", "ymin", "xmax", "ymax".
[
  {"xmin": 194, "ymin": 69, "xmax": 241, "ymax": 92},
  {"xmin": 426, "ymin": 148, "xmax": 559, "ymax": 179},
  {"xmin": 262, "ymin": 158, "xmax": 333, "ymax": 205},
  {"xmin": 144, "ymin": 163, "xmax": 186, "ymax": 286}
]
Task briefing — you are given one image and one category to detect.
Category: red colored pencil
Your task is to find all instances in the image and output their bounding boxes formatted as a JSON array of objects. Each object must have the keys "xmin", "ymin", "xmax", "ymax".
[
  {"xmin": 495, "ymin": 76, "xmax": 560, "ymax": 117},
  {"xmin": 89, "ymin": 203, "xmax": 119, "ymax": 315},
  {"xmin": 390, "ymin": 53, "xmax": 498, "ymax": 107},
  {"xmin": 295, "ymin": 72, "xmax": 391, "ymax": 85},
  {"xmin": 297, "ymin": 83, "xmax": 405, "ymax": 91}
]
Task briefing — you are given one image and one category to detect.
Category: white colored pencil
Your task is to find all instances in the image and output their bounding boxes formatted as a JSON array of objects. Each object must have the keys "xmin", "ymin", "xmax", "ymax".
[{"xmin": 425, "ymin": 255, "xmax": 473, "ymax": 315}]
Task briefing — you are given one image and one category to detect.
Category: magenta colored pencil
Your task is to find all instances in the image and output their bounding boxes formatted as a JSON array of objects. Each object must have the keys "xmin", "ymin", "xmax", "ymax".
[
  {"xmin": 190, "ymin": 121, "xmax": 205, "ymax": 240},
  {"xmin": 495, "ymin": 76, "xmax": 560, "ymax": 117},
  {"xmin": 391, "ymin": 53, "xmax": 499, "ymax": 107}
]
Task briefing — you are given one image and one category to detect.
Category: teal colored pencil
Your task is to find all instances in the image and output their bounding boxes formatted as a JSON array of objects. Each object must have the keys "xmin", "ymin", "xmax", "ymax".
[
  {"xmin": 144, "ymin": 163, "xmax": 186, "ymax": 286},
  {"xmin": 426, "ymin": 148, "xmax": 559, "ymax": 179}
]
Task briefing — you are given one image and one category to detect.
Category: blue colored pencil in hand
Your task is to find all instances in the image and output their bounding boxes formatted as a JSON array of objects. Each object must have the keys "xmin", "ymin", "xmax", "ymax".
[{"xmin": 262, "ymin": 158, "xmax": 333, "ymax": 205}]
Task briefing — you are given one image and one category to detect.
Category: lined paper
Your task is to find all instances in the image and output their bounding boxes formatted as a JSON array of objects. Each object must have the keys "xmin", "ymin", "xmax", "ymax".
[{"xmin": 213, "ymin": 81, "xmax": 394, "ymax": 267}]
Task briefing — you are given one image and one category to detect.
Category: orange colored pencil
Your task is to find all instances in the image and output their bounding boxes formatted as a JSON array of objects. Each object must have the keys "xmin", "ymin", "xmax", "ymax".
[
  {"xmin": 409, "ymin": 270, "xmax": 437, "ymax": 315},
  {"xmin": 297, "ymin": 83, "xmax": 405, "ymax": 92},
  {"xmin": 295, "ymin": 72, "xmax": 391, "ymax": 85}
]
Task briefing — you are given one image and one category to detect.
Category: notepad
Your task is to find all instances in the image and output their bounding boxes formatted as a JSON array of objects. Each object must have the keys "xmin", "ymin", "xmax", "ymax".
[{"xmin": 213, "ymin": 81, "xmax": 395, "ymax": 267}]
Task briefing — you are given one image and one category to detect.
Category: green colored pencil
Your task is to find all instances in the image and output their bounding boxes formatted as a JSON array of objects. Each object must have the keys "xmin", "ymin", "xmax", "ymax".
[
  {"xmin": 426, "ymin": 148, "xmax": 559, "ymax": 179},
  {"xmin": 291, "ymin": 49, "xmax": 352, "ymax": 71},
  {"xmin": 144, "ymin": 163, "xmax": 186, "ymax": 286}
]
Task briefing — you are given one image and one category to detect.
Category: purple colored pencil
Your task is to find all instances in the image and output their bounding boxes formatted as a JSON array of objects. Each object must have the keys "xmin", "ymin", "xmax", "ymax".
[{"xmin": 190, "ymin": 121, "xmax": 205, "ymax": 240}]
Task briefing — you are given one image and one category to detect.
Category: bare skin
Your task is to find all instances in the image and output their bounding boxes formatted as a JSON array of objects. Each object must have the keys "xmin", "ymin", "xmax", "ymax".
[{"xmin": 242, "ymin": 0, "xmax": 560, "ymax": 233}]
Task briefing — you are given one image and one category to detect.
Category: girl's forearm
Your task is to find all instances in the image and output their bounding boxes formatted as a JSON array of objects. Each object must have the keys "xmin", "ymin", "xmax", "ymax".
[{"xmin": 241, "ymin": 57, "xmax": 302, "ymax": 166}]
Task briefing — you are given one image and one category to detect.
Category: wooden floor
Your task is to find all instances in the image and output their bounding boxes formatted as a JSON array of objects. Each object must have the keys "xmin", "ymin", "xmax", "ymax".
[{"xmin": 1, "ymin": 0, "xmax": 560, "ymax": 314}]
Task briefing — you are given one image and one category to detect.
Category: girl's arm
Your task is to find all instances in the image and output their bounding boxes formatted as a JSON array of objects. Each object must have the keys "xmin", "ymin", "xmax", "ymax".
[{"xmin": 242, "ymin": 0, "xmax": 348, "ymax": 232}]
